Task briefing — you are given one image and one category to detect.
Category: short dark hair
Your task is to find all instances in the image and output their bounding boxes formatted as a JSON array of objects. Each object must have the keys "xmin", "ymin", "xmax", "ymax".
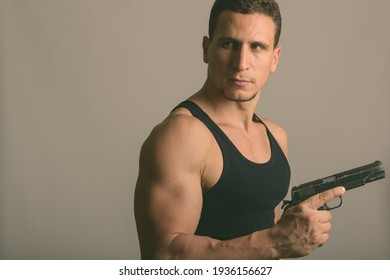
[{"xmin": 208, "ymin": 0, "xmax": 282, "ymax": 48}]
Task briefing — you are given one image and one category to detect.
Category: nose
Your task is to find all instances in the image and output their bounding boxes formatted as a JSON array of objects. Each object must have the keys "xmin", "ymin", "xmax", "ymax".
[{"xmin": 233, "ymin": 46, "xmax": 250, "ymax": 71}]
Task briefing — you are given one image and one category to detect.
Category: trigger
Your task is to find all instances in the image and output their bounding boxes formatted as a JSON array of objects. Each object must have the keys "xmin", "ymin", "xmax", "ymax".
[{"xmin": 319, "ymin": 196, "xmax": 343, "ymax": 211}]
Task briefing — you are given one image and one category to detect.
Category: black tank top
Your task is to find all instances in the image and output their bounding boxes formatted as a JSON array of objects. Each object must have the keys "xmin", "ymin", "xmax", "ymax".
[{"xmin": 174, "ymin": 101, "xmax": 291, "ymax": 240}]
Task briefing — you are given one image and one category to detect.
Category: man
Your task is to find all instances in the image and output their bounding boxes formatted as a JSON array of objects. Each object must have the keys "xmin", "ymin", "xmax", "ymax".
[{"xmin": 134, "ymin": 0, "xmax": 345, "ymax": 259}]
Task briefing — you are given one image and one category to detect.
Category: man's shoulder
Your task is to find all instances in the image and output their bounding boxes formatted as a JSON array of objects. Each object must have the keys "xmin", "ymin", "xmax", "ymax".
[
  {"xmin": 143, "ymin": 108, "xmax": 213, "ymax": 158},
  {"xmin": 152, "ymin": 108, "xmax": 209, "ymax": 140}
]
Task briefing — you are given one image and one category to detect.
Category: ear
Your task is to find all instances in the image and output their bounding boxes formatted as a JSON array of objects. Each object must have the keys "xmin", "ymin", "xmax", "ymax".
[
  {"xmin": 202, "ymin": 36, "xmax": 211, "ymax": 64},
  {"xmin": 270, "ymin": 46, "xmax": 282, "ymax": 73}
]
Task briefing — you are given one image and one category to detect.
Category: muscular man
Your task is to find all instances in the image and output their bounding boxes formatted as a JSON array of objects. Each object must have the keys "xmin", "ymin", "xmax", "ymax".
[{"xmin": 134, "ymin": 0, "xmax": 345, "ymax": 259}]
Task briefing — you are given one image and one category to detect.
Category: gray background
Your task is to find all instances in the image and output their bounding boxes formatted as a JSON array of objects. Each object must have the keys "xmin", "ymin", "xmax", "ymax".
[{"xmin": 0, "ymin": 0, "xmax": 388, "ymax": 259}]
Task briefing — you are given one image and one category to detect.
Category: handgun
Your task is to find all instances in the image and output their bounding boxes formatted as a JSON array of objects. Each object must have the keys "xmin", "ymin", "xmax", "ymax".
[{"xmin": 281, "ymin": 160, "xmax": 385, "ymax": 210}]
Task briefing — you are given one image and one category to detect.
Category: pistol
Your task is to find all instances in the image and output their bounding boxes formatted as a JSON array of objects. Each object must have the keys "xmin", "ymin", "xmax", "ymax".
[{"xmin": 282, "ymin": 160, "xmax": 385, "ymax": 210}]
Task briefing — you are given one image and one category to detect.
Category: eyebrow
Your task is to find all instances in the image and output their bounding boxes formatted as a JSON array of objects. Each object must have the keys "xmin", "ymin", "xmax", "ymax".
[{"xmin": 216, "ymin": 36, "xmax": 272, "ymax": 49}]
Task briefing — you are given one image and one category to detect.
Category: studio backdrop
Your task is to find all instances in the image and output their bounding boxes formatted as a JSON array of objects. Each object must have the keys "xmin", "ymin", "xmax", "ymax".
[{"xmin": 0, "ymin": 0, "xmax": 389, "ymax": 259}]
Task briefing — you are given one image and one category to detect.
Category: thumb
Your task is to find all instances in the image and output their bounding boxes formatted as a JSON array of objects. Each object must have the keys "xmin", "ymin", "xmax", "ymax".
[{"xmin": 303, "ymin": 186, "xmax": 346, "ymax": 210}]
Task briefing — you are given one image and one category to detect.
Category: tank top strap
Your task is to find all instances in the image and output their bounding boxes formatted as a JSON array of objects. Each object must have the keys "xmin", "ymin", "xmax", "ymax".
[
  {"xmin": 252, "ymin": 113, "xmax": 276, "ymax": 142},
  {"xmin": 253, "ymin": 113, "xmax": 288, "ymax": 164},
  {"xmin": 253, "ymin": 113, "xmax": 268, "ymax": 129},
  {"xmin": 172, "ymin": 100, "xmax": 229, "ymax": 144}
]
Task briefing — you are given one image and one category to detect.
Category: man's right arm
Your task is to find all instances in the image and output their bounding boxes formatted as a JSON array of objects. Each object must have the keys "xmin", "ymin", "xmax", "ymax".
[
  {"xmin": 134, "ymin": 114, "xmax": 345, "ymax": 259},
  {"xmin": 134, "ymin": 113, "xmax": 208, "ymax": 259}
]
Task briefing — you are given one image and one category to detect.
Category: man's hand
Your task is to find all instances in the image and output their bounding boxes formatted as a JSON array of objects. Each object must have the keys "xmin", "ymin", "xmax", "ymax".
[{"xmin": 271, "ymin": 186, "xmax": 346, "ymax": 258}]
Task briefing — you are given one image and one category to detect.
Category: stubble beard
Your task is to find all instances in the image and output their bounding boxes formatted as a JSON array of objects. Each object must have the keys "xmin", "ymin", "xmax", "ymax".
[{"xmin": 220, "ymin": 88, "xmax": 259, "ymax": 103}]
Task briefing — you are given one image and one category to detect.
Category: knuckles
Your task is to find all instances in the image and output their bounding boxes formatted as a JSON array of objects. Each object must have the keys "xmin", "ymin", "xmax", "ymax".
[{"xmin": 318, "ymin": 192, "xmax": 328, "ymax": 202}]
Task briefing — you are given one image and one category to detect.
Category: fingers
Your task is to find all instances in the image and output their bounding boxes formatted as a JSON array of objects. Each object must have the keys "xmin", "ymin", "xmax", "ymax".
[
  {"xmin": 318, "ymin": 210, "xmax": 332, "ymax": 224},
  {"xmin": 305, "ymin": 186, "xmax": 346, "ymax": 210},
  {"xmin": 314, "ymin": 210, "xmax": 332, "ymax": 242},
  {"xmin": 311, "ymin": 213, "xmax": 332, "ymax": 247},
  {"xmin": 319, "ymin": 219, "xmax": 332, "ymax": 242}
]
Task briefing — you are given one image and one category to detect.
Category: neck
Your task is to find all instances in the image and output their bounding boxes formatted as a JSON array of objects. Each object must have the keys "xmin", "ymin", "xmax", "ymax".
[{"xmin": 189, "ymin": 81, "xmax": 261, "ymax": 132}]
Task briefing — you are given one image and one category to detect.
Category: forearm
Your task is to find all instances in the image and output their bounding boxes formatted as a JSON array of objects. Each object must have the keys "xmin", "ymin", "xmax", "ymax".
[{"xmin": 161, "ymin": 230, "xmax": 283, "ymax": 260}]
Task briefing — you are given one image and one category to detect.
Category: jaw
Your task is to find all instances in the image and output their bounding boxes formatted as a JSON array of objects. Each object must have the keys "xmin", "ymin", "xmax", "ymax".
[{"xmin": 219, "ymin": 87, "xmax": 259, "ymax": 103}]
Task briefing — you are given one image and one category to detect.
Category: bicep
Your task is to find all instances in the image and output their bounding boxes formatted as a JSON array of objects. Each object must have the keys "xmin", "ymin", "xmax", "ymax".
[
  {"xmin": 136, "ymin": 168, "xmax": 203, "ymax": 235},
  {"xmin": 134, "ymin": 120, "xmax": 205, "ymax": 258}
]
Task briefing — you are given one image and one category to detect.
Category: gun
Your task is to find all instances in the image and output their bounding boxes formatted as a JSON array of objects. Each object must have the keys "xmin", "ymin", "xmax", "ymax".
[{"xmin": 281, "ymin": 160, "xmax": 385, "ymax": 210}]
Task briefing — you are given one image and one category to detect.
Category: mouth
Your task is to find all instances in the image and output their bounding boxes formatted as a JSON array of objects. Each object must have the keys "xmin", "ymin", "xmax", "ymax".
[{"xmin": 229, "ymin": 78, "xmax": 251, "ymax": 87}]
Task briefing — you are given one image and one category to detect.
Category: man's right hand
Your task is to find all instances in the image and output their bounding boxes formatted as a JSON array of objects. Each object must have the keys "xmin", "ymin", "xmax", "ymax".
[{"xmin": 271, "ymin": 186, "xmax": 345, "ymax": 258}]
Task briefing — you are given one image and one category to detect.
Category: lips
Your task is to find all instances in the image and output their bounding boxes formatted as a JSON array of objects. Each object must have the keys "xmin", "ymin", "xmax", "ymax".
[{"xmin": 229, "ymin": 78, "xmax": 251, "ymax": 87}]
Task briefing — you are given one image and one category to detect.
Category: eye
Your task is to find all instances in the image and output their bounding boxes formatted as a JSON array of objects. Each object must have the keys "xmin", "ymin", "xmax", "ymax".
[
  {"xmin": 221, "ymin": 40, "xmax": 237, "ymax": 50},
  {"xmin": 251, "ymin": 43, "xmax": 265, "ymax": 51}
]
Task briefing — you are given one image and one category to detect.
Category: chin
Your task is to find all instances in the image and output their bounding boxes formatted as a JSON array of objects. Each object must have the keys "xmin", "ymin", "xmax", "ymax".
[{"xmin": 221, "ymin": 90, "xmax": 258, "ymax": 103}]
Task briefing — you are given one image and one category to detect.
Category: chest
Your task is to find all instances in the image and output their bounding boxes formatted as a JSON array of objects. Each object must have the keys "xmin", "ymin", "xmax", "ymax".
[
  {"xmin": 222, "ymin": 124, "xmax": 271, "ymax": 163},
  {"xmin": 201, "ymin": 123, "xmax": 272, "ymax": 193},
  {"xmin": 201, "ymin": 129, "xmax": 291, "ymax": 214}
]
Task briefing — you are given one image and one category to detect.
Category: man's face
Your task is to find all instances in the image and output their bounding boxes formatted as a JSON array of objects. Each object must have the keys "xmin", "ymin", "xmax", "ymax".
[{"xmin": 203, "ymin": 11, "xmax": 281, "ymax": 102}]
